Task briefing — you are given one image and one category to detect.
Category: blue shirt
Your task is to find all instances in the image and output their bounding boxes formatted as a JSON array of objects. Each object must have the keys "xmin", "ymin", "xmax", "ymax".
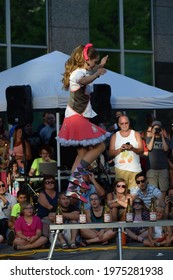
[
  {"xmin": 37, "ymin": 190, "xmax": 58, "ymax": 218},
  {"xmin": 130, "ymin": 184, "xmax": 162, "ymax": 209},
  {"xmin": 78, "ymin": 184, "xmax": 96, "ymax": 210}
]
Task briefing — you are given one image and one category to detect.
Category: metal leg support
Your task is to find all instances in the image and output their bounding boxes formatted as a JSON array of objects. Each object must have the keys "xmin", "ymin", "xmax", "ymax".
[
  {"xmin": 47, "ymin": 229, "xmax": 59, "ymax": 260},
  {"xmin": 117, "ymin": 227, "xmax": 123, "ymax": 260}
]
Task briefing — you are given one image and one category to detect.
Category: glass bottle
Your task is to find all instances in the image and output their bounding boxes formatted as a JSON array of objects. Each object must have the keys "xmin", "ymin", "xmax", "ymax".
[
  {"xmin": 125, "ymin": 198, "xmax": 133, "ymax": 222},
  {"xmin": 103, "ymin": 201, "xmax": 111, "ymax": 223},
  {"xmin": 79, "ymin": 202, "xmax": 86, "ymax": 223},
  {"xmin": 149, "ymin": 198, "xmax": 157, "ymax": 221},
  {"xmin": 56, "ymin": 203, "xmax": 63, "ymax": 224}
]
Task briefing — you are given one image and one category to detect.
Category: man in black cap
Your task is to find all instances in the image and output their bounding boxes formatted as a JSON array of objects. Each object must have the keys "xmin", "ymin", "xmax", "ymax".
[{"xmin": 146, "ymin": 120, "xmax": 170, "ymax": 198}]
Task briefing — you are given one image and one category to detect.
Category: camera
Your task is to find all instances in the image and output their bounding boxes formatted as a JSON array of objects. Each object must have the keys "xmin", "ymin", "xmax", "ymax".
[
  {"xmin": 168, "ymin": 195, "xmax": 173, "ymax": 203},
  {"xmin": 155, "ymin": 127, "xmax": 161, "ymax": 134},
  {"xmin": 126, "ymin": 142, "xmax": 130, "ymax": 145}
]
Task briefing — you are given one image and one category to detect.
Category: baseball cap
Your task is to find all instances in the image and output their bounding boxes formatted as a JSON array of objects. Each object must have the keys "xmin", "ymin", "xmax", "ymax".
[
  {"xmin": 81, "ymin": 171, "xmax": 91, "ymax": 175},
  {"xmin": 151, "ymin": 120, "xmax": 162, "ymax": 127}
]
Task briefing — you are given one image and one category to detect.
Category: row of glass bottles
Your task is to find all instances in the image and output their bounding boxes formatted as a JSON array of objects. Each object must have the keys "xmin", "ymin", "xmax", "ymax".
[
  {"xmin": 55, "ymin": 198, "xmax": 157, "ymax": 224},
  {"xmin": 55, "ymin": 201, "xmax": 111, "ymax": 224},
  {"xmin": 126, "ymin": 197, "xmax": 157, "ymax": 222}
]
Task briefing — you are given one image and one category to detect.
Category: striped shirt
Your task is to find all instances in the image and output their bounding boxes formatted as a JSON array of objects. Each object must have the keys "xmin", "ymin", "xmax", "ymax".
[{"xmin": 130, "ymin": 185, "xmax": 162, "ymax": 209}]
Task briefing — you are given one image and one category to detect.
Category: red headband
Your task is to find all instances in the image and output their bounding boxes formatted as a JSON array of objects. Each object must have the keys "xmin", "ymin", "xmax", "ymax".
[{"xmin": 83, "ymin": 43, "xmax": 93, "ymax": 60}]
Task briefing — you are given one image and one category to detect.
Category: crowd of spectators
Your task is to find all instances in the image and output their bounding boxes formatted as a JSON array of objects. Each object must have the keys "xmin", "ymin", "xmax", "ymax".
[{"xmin": 0, "ymin": 111, "xmax": 173, "ymax": 251}]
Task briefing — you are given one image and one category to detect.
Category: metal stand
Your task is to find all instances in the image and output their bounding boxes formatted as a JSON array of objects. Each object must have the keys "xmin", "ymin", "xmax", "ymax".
[{"xmin": 47, "ymin": 229, "xmax": 60, "ymax": 260}]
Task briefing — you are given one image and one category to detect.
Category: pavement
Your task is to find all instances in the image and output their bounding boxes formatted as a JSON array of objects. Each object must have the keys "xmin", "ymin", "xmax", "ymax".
[{"xmin": 0, "ymin": 241, "xmax": 173, "ymax": 260}]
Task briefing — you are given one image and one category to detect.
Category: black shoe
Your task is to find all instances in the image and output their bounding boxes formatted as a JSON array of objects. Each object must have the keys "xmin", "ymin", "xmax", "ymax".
[{"xmin": 7, "ymin": 230, "xmax": 15, "ymax": 245}]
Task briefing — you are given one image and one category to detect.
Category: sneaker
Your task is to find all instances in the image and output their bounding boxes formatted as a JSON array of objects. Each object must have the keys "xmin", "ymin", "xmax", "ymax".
[
  {"xmin": 7, "ymin": 230, "xmax": 15, "ymax": 245},
  {"xmin": 69, "ymin": 175, "xmax": 90, "ymax": 190},
  {"xmin": 66, "ymin": 190, "xmax": 88, "ymax": 203},
  {"xmin": 67, "ymin": 182, "xmax": 78, "ymax": 192}
]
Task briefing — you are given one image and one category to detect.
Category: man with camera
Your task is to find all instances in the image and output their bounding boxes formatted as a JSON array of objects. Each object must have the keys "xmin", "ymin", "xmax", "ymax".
[{"xmin": 146, "ymin": 120, "xmax": 170, "ymax": 198}]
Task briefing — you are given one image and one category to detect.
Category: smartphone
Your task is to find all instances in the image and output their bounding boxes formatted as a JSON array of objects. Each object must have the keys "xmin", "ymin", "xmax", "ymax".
[{"xmin": 169, "ymin": 196, "xmax": 173, "ymax": 202}]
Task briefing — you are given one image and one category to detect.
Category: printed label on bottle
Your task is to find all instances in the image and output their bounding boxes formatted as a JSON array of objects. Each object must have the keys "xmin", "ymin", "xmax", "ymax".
[
  {"xmin": 56, "ymin": 214, "xmax": 63, "ymax": 224},
  {"xmin": 104, "ymin": 213, "xmax": 111, "ymax": 223},
  {"xmin": 126, "ymin": 212, "xmax": 133, "ymax": 222},
  {"xmin": 150, "ymin": 212, "xmax": 157, "ymax": 221},
  {"xmin": 79, "ymin": 214, "xmax": 86, "ymax": 224}
]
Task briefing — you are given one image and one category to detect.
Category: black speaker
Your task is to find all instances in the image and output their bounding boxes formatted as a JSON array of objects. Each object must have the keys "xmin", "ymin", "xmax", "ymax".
[
  {"xmin": 6, "ymin": 85, "xmax": 33, "ymax": 125},
  {"xmin": 91, "ymin": 84, "xmax": 112, "ymax": 123}
]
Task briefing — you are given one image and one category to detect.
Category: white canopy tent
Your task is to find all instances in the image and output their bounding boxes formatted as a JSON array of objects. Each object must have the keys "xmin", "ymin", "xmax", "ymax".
[
  {"xmin": 0, "ymin": 50, "xmax": 173, "ymax": 111},
  {"xmin": 0, "ymin": 51, "xmax": 173, "ymax": 188}
]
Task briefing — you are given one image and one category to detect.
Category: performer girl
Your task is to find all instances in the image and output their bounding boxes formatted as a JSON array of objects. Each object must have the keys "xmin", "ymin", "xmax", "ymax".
[{"xmin": 57, "ymin": 43, "xmax": 110, "ymax": 201}]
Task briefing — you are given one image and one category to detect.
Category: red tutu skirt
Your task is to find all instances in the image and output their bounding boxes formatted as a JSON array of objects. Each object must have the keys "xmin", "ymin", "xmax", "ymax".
[{"xmin": 57, "ymin": 114, "xmax": 110, "ymax": 146}]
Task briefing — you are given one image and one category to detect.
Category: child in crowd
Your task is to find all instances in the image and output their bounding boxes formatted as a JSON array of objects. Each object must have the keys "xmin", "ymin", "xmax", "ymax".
[
  {"xmin": 144, "ymin": 205, "xmax": 172, "ymax": 247},
  {"xmin": 7, "ymin": 190, "xmax": 27, "ymax": 245},
  {"xmin": 126, "ymin": 198, "xmax": 149, "ymax": 244},
  {"xmin": 13, "ymin": 201, "xmax": 47, "ymax": 250},
  {"xmin": 7, "ymin": 159, "xmax": 21, "ymax": 196}
]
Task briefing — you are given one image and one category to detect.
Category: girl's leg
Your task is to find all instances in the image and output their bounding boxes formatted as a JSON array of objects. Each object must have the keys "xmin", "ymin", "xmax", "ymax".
[
  {"xmin": 111, "ymin": 208, "xmax": 118, "ymax": 222},
  {"xmin": 72, "ymin": 142, "xmax": 105, "ymax": 173},
  {"xmin": 80, "ymin": 229, "xmax": 98, "ymax": 240},
  {"xmin": 71, "ymin": 147, "xmax": 88, "ymax": 173},
  {"xmin": 99, "ymin": 229, "xmax": 116, "ymax": 243},
  {"xmin": 67, "ymin": 142, "xmax": 106, "ymax": 201},
  {"xmin": 14, "ymin": 236, "xmax": 48, "ymax": 250},
  {"xmin": 82, "ymin": 142, "xmax": 106, "ymax": 166}
]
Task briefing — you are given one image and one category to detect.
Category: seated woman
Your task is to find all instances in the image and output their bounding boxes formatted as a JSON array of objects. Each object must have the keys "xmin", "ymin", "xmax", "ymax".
[
  {"xmin": 126, "ymin": 198, "xmax": 149, "ymax": 244},
  {"xmin": 144, "ymin": 205, "xmax": 172, "ymax": 247},
  {"xmin": 37, "ymin": 175, "xmax": 58, "ymax": 237},
  {"xmin": 107, "ymin": 178, "xmax": 133, "ymax": 221},
  {"xmin": 13, "ymin": 201, "xmax": 48, "ymax": 250},
  {"xmin": 80, "ymin": 193, "xmax": 116, "ymax": 245}
]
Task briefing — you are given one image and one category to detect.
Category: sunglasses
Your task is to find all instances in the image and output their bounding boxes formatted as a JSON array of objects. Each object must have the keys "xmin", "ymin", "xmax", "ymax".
[
  {"xmin": 136, "ymin": 179, "xmax": 145, "ymax": 184},
  {"xmin": 0, "ymin": 184, "xmax": 5, "ymax": 188},
  {"xmin": 133, "ymin": 201, "xmax": 142, "ymax": 205},
  {"xmin": 116, "ymin": 184, "xmax": 126, "ymax": 189},
  {"xmin": 45, "ymin": 180, "xmax": 55, "ymax": 185}
]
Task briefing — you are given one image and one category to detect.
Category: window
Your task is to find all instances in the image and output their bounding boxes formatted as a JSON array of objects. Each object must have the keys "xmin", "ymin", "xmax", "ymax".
[
  {"xmin": 89, "ymin": 0, "xmax": 153, "ymax": 84},
  {"xmin": 0, "ymin": 0, "xmax": 48, "ymax": 70}
]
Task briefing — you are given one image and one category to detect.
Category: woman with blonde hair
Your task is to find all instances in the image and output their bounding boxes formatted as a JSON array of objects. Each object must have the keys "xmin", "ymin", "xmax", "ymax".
[{"xmin": 107, "ymin": 178, "xmax": 133, "ymax": 221}]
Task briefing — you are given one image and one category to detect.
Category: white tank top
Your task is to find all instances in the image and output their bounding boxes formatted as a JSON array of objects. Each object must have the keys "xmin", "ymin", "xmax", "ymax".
[{"xmin": 114, "ymin": 130, "xmax": 142, "ymax": 172}]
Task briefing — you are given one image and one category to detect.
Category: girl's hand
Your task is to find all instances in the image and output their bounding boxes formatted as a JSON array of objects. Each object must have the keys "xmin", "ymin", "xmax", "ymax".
[
  {"xmin": 96, "ymin": 68, "xmax": 107, "ymax": 77},
  {"xmin": 100, "ymin": 55, "xmax": 109, "ymax": 67}
]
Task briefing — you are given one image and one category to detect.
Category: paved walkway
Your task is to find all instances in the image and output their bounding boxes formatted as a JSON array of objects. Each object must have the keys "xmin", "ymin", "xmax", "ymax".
[{"xmin": 0, "ymin": 242, "xmax": 173, "ymax": 260}]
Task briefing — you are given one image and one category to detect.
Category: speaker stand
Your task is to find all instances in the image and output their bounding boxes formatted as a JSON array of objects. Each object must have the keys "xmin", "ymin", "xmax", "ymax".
[{"xmin": 20, "ymin": 127, "xmax": 38, "ymax": 199}]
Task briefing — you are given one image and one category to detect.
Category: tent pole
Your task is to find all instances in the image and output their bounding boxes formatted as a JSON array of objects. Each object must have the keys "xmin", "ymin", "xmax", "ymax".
[
  {"xmin": 153, "ymin": 109, "xmax": 156, "ymax": 119},
  {"xmin": 56, "ymin": 112, "xmax": 61, "ymax": 192}
]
